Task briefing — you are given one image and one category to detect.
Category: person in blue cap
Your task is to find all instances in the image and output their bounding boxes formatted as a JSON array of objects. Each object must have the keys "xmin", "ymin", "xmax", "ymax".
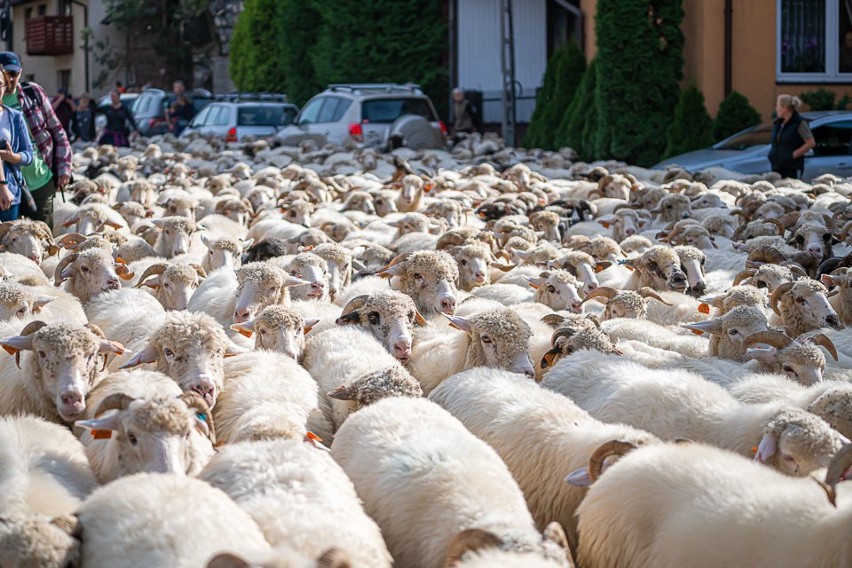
[{"xmin": 0, "ymin": 51, "xmax": 72, "ymax": 229}]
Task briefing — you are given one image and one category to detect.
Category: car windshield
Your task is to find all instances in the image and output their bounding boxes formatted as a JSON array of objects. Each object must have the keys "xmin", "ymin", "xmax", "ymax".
[
  {"xmin": 713, "ymin": 123, "xmax": 773, "ymax": 150},
  {"xmin": 238, "ymin": 106, "xmax": 287, "ymax": 126},
  {"xmin": 361, "ymin": 98, "xmax": 436, "ymax": 123}
]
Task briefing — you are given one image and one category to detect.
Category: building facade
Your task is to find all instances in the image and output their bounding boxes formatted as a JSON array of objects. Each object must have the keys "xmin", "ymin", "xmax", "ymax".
[{"xmin": 580, "ymin": 0, "xmax": 852, "ymax": 121}]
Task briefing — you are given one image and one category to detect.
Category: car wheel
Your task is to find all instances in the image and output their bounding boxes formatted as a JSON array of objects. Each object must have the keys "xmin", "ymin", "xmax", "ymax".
[{"xmin": 389, "ymin": 114, "xmax": 439, "ymax": 151}]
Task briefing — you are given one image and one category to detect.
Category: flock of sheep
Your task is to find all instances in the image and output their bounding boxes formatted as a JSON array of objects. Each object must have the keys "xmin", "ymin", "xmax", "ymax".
[{"xmin": 0, "ymin": 129, "xmax": 850, "ymax": 567}]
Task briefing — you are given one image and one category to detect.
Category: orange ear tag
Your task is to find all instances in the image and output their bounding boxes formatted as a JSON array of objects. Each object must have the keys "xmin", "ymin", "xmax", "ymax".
[
  {"xmin": 1, "ymin": 345, "xmax": 19, "ymax": 356},
  {"xmin": 92, "ymin": 430, "xmax": 112, "ymax": 440},
  {"xmin": 698, "ymin": 303, "xmax": 711, "ymax": 314},
  {"xmin": 690, "ymin": 329, "xmax": 704, "ymax": 336},
  {"xmin": 236, "ymin": 329, "xmax": 253, "ymax": 338}
]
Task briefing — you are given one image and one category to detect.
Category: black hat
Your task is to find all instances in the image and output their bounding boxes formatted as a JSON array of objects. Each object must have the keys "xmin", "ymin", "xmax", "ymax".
[{"xmin": 0, "ymin": 52, "xmax": 22, "ymax": 73}]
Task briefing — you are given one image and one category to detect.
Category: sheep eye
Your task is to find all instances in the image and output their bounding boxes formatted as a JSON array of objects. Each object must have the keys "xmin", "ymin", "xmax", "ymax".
[
  {"xmin": 408, "ymin": 311, "xmax": 416, "ymax": 323},
  {"xmin": 209, "ymin": 250, "xmax": 214, "ymax": 255},
  {"xmin": 163, "ymin": 348, "xmax": 174, "ymax": 358},
  {"xmin": 795, "ymin": 297, "xmax": 806, "ymax": 304},
  {"xmin": 782, "ymin": 364, "xmax": 796, "ymax": 376},
  {"xmin": 258, "ymin": 329, "xmax": 267, "ymax": 335},
  {"xmin": 728, "ymin": 329, "xmax": 738, "ymax": 336},
  {"xmin": 127, "ymin": 432, "xmax": 138, "ymax": 446},
  {"xmin": 216, "ymin": 348, "xmax": 224, "ymax": 356},
  {"xmin": 9, "ymin": 237, "xmax": 16, "ymax": 243},
  {"xmin": 481, "ymin": 335, "xmax": 493, "ymax": 344},
  {"xmin": 38, "ymin": 350, "xmax": 46, "ymax": 358},
  {"xmin": 547, "ymin": 285, "xmax": 556, "ymax": 293},
  {"xmin": 460, "ymin": 259, "xmax": 468, "ymax": 266},
  {"xmin": 162, "ymin": 282, "xmax": 170, "ymax": 288},
  {"xmin": 17, "ymin": 307, "xmax": 27, "ymax": 315},
  {"xmin": 368, "ymin": 312, "xmax": 380, "ymax": 325},
  {"xmin": 413, "ymin": 273, "xmax": 423, "ymax": 280},
  {"xmin": 80, "ymin": 265, "xmax": 90, "ymax": 273}
]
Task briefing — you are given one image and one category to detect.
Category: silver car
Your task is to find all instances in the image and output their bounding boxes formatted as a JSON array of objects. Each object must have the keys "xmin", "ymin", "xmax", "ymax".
[
  {"xmin": 275, "ymin": 83, "xmax": 447, "ymax": 150},
  {"xmin": 181, "ymin": 101, "xmax": 299, "ymax": 142},
  {"xmin": 655, "ymin": 111, "xmax": 852, "ymax": 181}
]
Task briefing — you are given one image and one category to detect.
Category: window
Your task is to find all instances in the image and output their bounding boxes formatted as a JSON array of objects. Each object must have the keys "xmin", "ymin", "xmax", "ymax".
[
  {"xmin": 361, "ymin": 98, "xmax": 436, "ymax": 123},
  {"xmin": 297, "ymin": 97, "xmax": 326, "ymax": 125},
  {"xmin": 37, "ymin": 4, "xmax": 46, "ymax": 16},
  {"xmin": 317, "ymin": 97, "xmax": 344, "ymax": 123},
  {"xmin": 714, "ymin": 123, "xmax": 774, "ymax": 150},
  {"xmin": 191, "ymin": 106, "xmax": 211, "ymax": 127},
  {"xmin": 777, "ymin": 0, "xmax": 852, "ymax": 81},
  {"xmin": 58, "ymin": 69, "xmax": 71, "ymax": 92},
  {"xmin": 24, "ymin": 8, "xmax": 32, "ymax": 20},
  {"xmin": 810, "ymin": 119, "xmax": 852, "ymax": 155},
  {"xmin": 237, "ymin": 105, "xmax": 286, "ymax": 126},
  {"xmin": 212, "ymin": 106, "xmax": 231, "ymax": 126}
]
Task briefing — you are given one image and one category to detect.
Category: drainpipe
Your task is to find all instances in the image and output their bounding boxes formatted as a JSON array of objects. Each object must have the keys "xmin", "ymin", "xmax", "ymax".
[
  {"xmin": 724, "ymin": 0, "xmax": 732, "ymax": 96},
  {"xmin": 71, "ymin": 0, "xmax": 89, "ymax": 93},
  {"xmin": 448, "ymin": 0, "xmax": 457, "ymax": 118}
]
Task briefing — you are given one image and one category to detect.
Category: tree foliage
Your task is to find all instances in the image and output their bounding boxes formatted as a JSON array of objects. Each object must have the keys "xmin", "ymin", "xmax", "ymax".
[
  {"xmin": 524, "ymin": 42, "xmax": 586, "ymax": 150},
  {"xmin": 712, "ymin": 90, "xmax": 762, "ymax": 142},
  {"xmin": 594, "ymin": 0, "xmax": 684, "ymax": 166},
  {"xmin": 554, "ymin": 59, "xmax": 598, "ymax": 160},
  {"xmin": 664, "ymin": 83, "xmax": 714, "ymax": 158}
]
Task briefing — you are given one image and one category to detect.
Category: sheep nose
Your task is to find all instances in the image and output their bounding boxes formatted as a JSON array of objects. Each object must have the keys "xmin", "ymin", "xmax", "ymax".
[
  {"xmin": 440, "ymin": 297, "xmax": 456, "ymax": 314},
  {"xmin": 173, "ymin": 247, "xmax": 187, "ymax": 256},
  {"xmin": 233, "ymin": 308, "xmax": 251, "ymax": 323},
  {"xmin": 61, "ymin": 390, "xmax": 84, "ymax": 409},
  {"xmin": 106, "ymin": 277, "xmax": 120, "ymax": 290},
  {"xmin": 624, "ymin": 227, "xmax": 635, "ymax": 236},
  {"xmin": 585, "ymin": 282, "xmax": 598, "ymax": 293},
  {"xmin": 671, "ymin": 273, "xmax": 686, "ymax": 284},
  {"xmin": 571, "ymin": 302, "xmax": 583, "ymax": 313},
  {"xmin": 28, "ymin": 253, "xmax": 40, "ymax": 262},
  {"xmin": 682, "ymin": 212, "xmax": 690, "ymax": 218},
  {"xmin": 825, "ymin": 314, "xmax": 843, "ymax": 330},
  {"xmin": 692, "ymin": 280, "xmax": 706, "ymax": 293},
  {"xmin": 523, "ymin": 370, "xmax": 535, "ymax": 380},
  {"xmin": 807, "ymin": 246, "xmax": 823, "ymax": 256},
  {"xmin": 392, "ymin": 341, "xmax": 412, "ymax": 361},
  {"xmin": 190, "ymin": 382, "xmax": 216, "ymax": 407},
  {"xmin": 474, "ymin": 272, "xmax": 486, "ymax": 283}
]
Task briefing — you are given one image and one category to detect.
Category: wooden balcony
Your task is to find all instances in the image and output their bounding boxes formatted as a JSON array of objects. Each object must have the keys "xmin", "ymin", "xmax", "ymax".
[{"xmin": 26, "ymin": 16, "xmax": 73, "ymax": 56}]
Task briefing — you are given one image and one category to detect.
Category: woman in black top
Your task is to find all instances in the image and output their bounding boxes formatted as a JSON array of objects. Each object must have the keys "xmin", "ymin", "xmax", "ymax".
[
  {"xmin": 97, "ymin": 89, "xmax": 137, "ymax": 147},
  {"xmin": 768, "ymin": 94, "xmax": 815, "ymax": 180}
]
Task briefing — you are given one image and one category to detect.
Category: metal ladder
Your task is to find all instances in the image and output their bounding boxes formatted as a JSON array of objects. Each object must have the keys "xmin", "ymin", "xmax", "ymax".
[{"xmin": 499, "ymin": 0, "xmax": 517, "ymax": 147}]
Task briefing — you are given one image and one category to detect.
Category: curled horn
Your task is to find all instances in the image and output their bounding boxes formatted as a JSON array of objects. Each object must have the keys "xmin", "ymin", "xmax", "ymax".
[
  {"xmin": 134, "ymin": 263, "xmax": 169, "ymax": 287},
  {"xmin": 732, "ymin": 269, "xmax": 757, "ymax": 286},
  {"xmin": 825, "ymin": 443, "xmax": 852, "ymax": 490},
  {"xmin": 179, "ymin": 391, "xmax": 217, "ymax": 444},
  {"xmin": 580, "ymin": 286, "xmax": 618, "ymax": 305},
  {"xmin": 743, "ymin": 330, "xmax": 794, "ymax": 350},
  {"xmin": 731, "ymin": 208, "xmax": 751, "ymax": 222},
  {"xmin": 56, "ymin": 233, "xmax": 88, "ymax": 250},
  {"xmin": 190, "ymin": 263, "xmax": 207, "ymax": 279},
  {"xmin": 540, "ymin": 313, "xmax": 566, "ymax": 328},
  {"xmin": 444, "ymin": 529, "xmax": 503, "ymax": 568},
  {"xmin": 777, "ymin": 211, "xmax": 801, "ymax": 230},
  {"xmin": 731, "ymin": 223, "xmax": 747, "ymax": 242},
  {"xmin": 665, "ymin": 224, "xmax": 685, "ymax": 244},
  {"xmin": 638, "ymin": 287, "xmax": 672, "ymax": 305},
  {"xmin": 748, "ymin": 246, "xmax": 787, "ymax": 266},
  {"xmin": 85, "ymin": 323, "xmax": 106, "ymax": 339},
  {"xmin": 809, "ymin": 333, "xmax": 839, "ymax": 361},
  {"xmin": 340, "ymin": 295, "xmax": 369, "ymax": 318},
  {"xmin": 588, "ymin": 440, "xmax": 638, "ymax": 481},
  {"xmin": 769, "ymin": 282, "xmax": 794, "ymax": 316},
  {"xmin": 765, "ymin": 218, "xmax": 787, "ymax": 236},
  {"xmin": 94, "ymin": 393, "xmax": 135, "ymax": 416},
  {"xmin": 0, "ymin": 222, "xmax": 13, "ymax": 242},
  {"xmin": 53, "ymin": 253, "xmax": 79, "ymax": 286},
  {"xmin": 840, "ymin": 221, "xmax": 852, "ymax": 242},
  {"xmin": 551, "ymin": 327, "xmax": 577, "ymax": 347}
]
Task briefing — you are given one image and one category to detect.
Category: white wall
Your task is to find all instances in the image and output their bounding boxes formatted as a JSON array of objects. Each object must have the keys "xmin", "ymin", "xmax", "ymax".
[{"xmin": 457, "ymin": 0, "xmax": 547, "ymax": 122}]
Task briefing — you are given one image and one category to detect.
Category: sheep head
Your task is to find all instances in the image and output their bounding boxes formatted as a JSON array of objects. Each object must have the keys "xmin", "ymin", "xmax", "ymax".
[
  {"xmin": 286, "ymin": 252, "xmax": 330, "ymax": 302},
  {"xmin": 622, "ymin": 246, "xmax": 687, "ymax": 293},
  {"xmin": 336, "ymin": 291, "xmax": 426, "ymax": 363},
  {"xmin": 682, "ymin": 306, "xmax": 769, "ymax": 361},
  {"xmin": 152, "ymin": 216, "xmax": 197, "ymax": 258},
  {"xmin": 527, "ymin": 270, "xmax": 583, "ymax": 313},
  {"xmin": 54, "ymin": 249, "xmax": 123, "ymax": 303},
  {"xmin": 136, "ymin": 262, "xmax": 206, "ymax": 311},
  {"xmin": 743, "ymin": 330, "xmax": 834, "ymax": 385},
  {"xmin": 0, "ymin": 515, "xmax": 81, "ymax": 568},
  {"xmin": 380, "ymin": 251, "xmax": 460, "ymax": 317},
  {"xmin": 754, "ymin": 407, "xmax": 849, "ymax": 477},
  {"xmin": 232, "ymin": 262, "xmax": 307, "ymax": 324},
  {"xmin": 200, "ymin": 233, "xmax": 249, "ymax": 272},
  {"xmin": 0, "ymin": 282, "xmax": 54, "ymax": 321},
  {"xmin": 328, "ymin": 365, "xmax": 422, "ymax": 412},
  {"xmin": 230, "ymin": 305, "xmax": 317, "ymax": 361},
  {"xmin": 0, "ymin": 322, "xmax": 125, "ymax": 422},
  {"xmin": 0, "ymin": 219, "xmax": 57, "ymax": 264},
  {"xmin": 444, "ymin": 308, "xmax": 534, "ymax": 378},
  {"xmin": 770, "ymin": 280, "xmax": 842, "ymax": 335}
]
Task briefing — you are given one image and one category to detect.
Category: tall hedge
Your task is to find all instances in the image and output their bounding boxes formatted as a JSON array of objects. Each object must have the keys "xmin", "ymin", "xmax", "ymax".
[
  {"xmin": 524, "ymin": 42, "xmax": 586, "ymax": 150},
  {"xmin": 554, "ymin": 58, "xmax": 597, "ymax": 158},
  {"xmin": 594, "ymin": 0, "xmax": 684, "ymax": 166},
  {"xmin": 664, "ymin": 83, "xmax": 714, "ymax": 158},
  {"xmin": 228, "ymin": 0, "xmax": 288, "ymax": 93},
  {"xmin": 310, "ymin": 0, "xmax": 448, "ymax": 117},
  {"xmin": 712, "ymin": 90, "xmax": 762, "ymax": 141}
]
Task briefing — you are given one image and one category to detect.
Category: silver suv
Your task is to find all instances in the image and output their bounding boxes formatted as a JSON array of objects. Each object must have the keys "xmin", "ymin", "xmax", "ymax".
[{"xmin": 275, "ymin": 83, "xmax": 447, "ymax": 151}]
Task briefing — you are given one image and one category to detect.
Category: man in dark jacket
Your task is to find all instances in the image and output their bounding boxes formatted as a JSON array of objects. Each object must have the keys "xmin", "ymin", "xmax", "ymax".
[{"xmin": 768, "ymin": 94, "xmax": 815, "ymax": 180}]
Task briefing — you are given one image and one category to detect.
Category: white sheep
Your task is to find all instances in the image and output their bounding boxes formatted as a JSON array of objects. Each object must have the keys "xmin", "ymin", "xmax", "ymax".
[
  {"xmin": 575, "ymin": 441, "xmax": 852, "ymax": 568},
  {"xmin": 75, "ymin": 473, "xmax": 270, "ymax": 567},
  {"xmin": 429, "ymin": 368, "xmax": 658, "ymax": 553},
  {"xmin": 331, "ymin": 397, "xmax": 572, "ymax": 568},
  {"xmin": 541, "ymin": 350, "xmax": 848, "ymax": 477},
  {"xmin": 201, "ymin": 439, "xmax": 392, "ymax": 566}
]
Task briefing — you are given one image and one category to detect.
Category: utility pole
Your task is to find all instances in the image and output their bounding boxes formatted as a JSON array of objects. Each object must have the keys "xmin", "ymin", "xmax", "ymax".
[{"xmin": 499, "ymin": 0, "xmax": 517, "ymax": 147}]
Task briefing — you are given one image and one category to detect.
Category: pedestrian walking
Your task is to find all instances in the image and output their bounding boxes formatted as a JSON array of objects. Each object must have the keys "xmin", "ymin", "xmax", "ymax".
[
  {"xmin": 451, "ymin": 87, "xmax": 478, "ymax": 143},
  {"xmin": 51, "ymin": 87, "xmax": 75, "ymax": 139},
  {"xmin": 768, "ymin": 94, "xmax": 816, "ymax": 180},
  {"xmin": 0, "ymin": 69, "xmax": 34, "ymax": 222},
  {"xmin": 96, "ymin": 89, "xmax": 137, "ymax": 147},
  {"xmin": 165, "ymin": 80, "xmax": 194, "ymax": 136},
  {"xmin": 0, "ymin": 51, "xmax": 72, "ymax": 230},
  {"xmin": 73, "ymin": 94, "xmax": 96, "ymax": 143}
]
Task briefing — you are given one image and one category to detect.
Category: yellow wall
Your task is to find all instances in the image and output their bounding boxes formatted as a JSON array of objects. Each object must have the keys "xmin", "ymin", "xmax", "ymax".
[{"xmin": 581, "ymin": 0, "xmax": 852, "ymax": 123}]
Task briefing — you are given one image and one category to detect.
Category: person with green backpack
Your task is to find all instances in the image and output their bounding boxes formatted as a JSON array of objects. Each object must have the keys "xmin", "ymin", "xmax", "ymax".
[{"xmin": 0, "ymin": 52, "xmax": 72, "ymax": 230}]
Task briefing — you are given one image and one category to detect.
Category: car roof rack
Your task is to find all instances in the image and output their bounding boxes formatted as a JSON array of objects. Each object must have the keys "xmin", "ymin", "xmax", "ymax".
[
  {"xmin": 327, "ymin": 83, "xmax": 424, "ymax": 95},
  {"xmin": 214, "ymin": 92, "xmax": 289, "ymax": 103}
]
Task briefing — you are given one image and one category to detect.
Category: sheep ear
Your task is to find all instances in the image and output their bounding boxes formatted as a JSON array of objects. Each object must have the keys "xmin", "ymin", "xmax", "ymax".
[
  {"xmin": 442, "ymin": 313, "xmax": 471, "ymax": 332},
  {"xmin": 414, "ymin": 310, "xmax": 427, "ymax": 326},
  {"xmin": 229, "ymin": 321, "xmax": 255, "ymax": 337},
  {"xmin": 284, "ymin": 275, "xmax": 309, "ymax": 287},
  {"xmin": 526, "ymin": 276, "xmax": 544, "ymax": 289},
  {"xmin": 118, "ymin": 344, "xmax": 158, "ymax": 368},
  {"xmin": 543, "ymin": 522, "xmax": 569, "ymax": 552},
  {"xmin": 754, "ymin": 432, "xmax": 777, "ymax": 464},
  {"xmin": 564, "ymin": 466, "xmax": 593, "ymax": 487},
  {"xmin": 681, "ymin": 319, "xmax": 722, "ymax": 336},
  {"xmin": 139, "ymin": 275, "xmax": 161, "ymax": 289},
  {"xmin": 335, "ymin": 312, "xmax": 360, "ymax": 326},
  {"xmin": 224, "ymin": 343, "xmax": 246, "ymax": 358},
  {"xmin": 50, "ymin": 514, "xmax": 82, "ymax": 539},
  {"xmin": 98, "ymin": 340, "xmax": 126, "ymax": 355},
  {"xmin": 541, "ymin": 347, "xmax": 562, "ymax": 369},
  {"xmin": 75, "ymin": 412, "xmax": 124, "ymax": 432},
  {"xmin": 746, "ymin": 344, "xmax": 778, "ymax": 364},
  {"xmin": 206, "ymin": 552, "xmax": 251, "ymax": 568},
  {"xmin": 0, "ymin": 334, "xmax": 34, "ymax": 355},
  {"xmin": 596, "ymin": 214, "xmax": 615, "ymax": 229},
  {"xmin": 60, "ymin": 265, "xmax": 77, "ymax": 281},
  {"xmin": 303, "ymin": 318, "xmax": 320, "ymax": 334},
  {"xmin": 32, "ymin": 295, "xmax": 55, "ymax": 312},
  {"xmin": 199, "ymin": 232, "xmax": 211, "ymax": 247},
  {"xmin": 104, "ymin": 220, "xmax": 123, "ymax": 230},
  {"xmin": 241, "ymin": 238, "xmax": 254, "ymax": 251}
]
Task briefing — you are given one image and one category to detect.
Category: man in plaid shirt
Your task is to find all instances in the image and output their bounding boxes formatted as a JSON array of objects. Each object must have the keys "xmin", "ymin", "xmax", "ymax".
[{"xmin": 0, "ymin": 52, "xmax": 71, "ymax": 230}]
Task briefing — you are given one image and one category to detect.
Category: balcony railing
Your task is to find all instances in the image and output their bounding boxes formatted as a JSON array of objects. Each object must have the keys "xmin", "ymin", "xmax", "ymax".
[{"xmin": 26, "ymin": 16, "xmax": 73, "ymax": 56}]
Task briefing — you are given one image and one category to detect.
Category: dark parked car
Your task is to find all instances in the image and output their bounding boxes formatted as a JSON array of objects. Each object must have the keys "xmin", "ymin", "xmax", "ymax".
[
  {"xmin": 655, "ymin": 111, "xmax": 852, "ymax": 182},
  {"xmin": 131, "ymin": 88, "xmax": 215, "ymax": 137}
]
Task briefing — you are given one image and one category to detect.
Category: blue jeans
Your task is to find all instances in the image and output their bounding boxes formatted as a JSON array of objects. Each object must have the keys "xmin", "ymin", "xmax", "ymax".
[{"xmin": 0, "ymin": 204, "xmax": 19, "ymax": 221}]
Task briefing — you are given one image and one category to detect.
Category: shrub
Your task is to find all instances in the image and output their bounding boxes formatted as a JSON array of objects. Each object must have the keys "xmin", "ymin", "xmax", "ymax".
[
  {"xmin": 664, "ymin": 83, "xmax": 714, "ymax": 157},
  {"xmin": 799, "ymin": 88, "xmax": 836, "ymax": 111},
  {"xmin": 554, "ymin": 58, "xmax": 597, "ymax": 158},
  {"xmin": 712, "ymin": 90, "xmax": 762, "ymax": 141},
  {"xmin": 524, "ymin": 42, "xmax": 586, "ymax": 150}
]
